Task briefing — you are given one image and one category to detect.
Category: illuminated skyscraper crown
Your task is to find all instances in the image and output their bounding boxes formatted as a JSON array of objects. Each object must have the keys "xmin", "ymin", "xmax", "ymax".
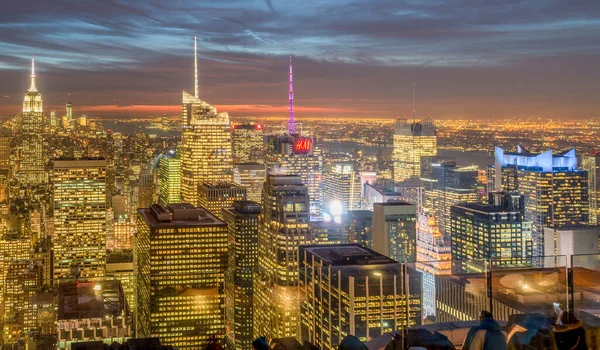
[{"xmin": 23, "ymin": 56, "xmax": 43, "ymax": 113}]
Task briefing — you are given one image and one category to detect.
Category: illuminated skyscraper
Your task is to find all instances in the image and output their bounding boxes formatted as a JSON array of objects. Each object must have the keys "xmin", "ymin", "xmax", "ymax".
[
  {"xmin": 392, "ymin": 118, "xmax": 437, "ymax": 183},
  {"xmin": 136, "ymin": 203, "xmax": 228, "ymax": 348},
  {"xmin": 105, "ymin": 251, "xmax": 135, "ymax": 310},
  {"xmin": 493, "ymin": 146, "xmax": 588, "ymax": 257},
  {"xmin": 19, "ymin": 57, "xmax": 45, "ymax": 185},
  {"xmin": 416, "ymin": 214, "xmax": 450, "ymax": 275},
  {"xmin": 180, "ymin": 38, "xmax": 233, "ymax": 205},
  {"xmin": 343, "ymin": 210, "xmax": 373, "ymax": 248},
  {"xmin": 582, "ymin": 153, "xmax": 600, "ymax": 225},
  {"xmin": 232, "ymin": 123, "xmax": 264, "ymax": 164},
  {"xmin": 137, "ymin": 168, "xmax": 155, "ymax": 209},
  {"xmin": 254, "ymin": 175, "xmax": 310, "ymax": 340},
  {"xmin": 299, "ymin": 245, "xmax": 422, "ymax": 349},
  {"xmin": 50, "ymin": 110, "xmax": 57, "ymax": 128},
  {"xmin": 323, "ymin": 162, "xmax": 362, "ymax": 216},
  {"xmin": 309, "ymin": 220, "xmax": 346, "ymax": 244},
  {"xmin": 423, "ymin": 161, "xmax": 479, "ymax": 235},
  {"xmin": 157, "ymin": 151, "xmax": 181, "ymax": 206},
  {"xmin": 0, "ymin": 132, "xmax": 10, "ymax": 207},
  {"xmin": 198, "ymin": 182, "xmax": 247, "ymax": 219},
  {"xmin": 161, "ymin": 113, "xmax": 169, "ymax": 130},
  {"xmin": 415, "ymin": 213, "xmax": 450, "ymax": 320},
  {"xmin": 267, "ymin": 135, "xmax": 323, "ymax": 219},
  {"xmin": 362, "ymin": 183, "xmax": 404, "ymax": 211},
  {"xmin": 63, "ymin": 97, "xmax": 73, "ymax": 131},
  {"xmin": 451, "ymin": 192, "xmax": 533, "ymax": 273},
  {"xmin": 222, "ymin": 201, "xmax": 261, "ymax": 350},
  {"xmin": 2, "ymin": 260, "xmax": 42, "ymax": 337},
  {"xmin": 53, "ymin": 158, "xmax": 107, "ymax": 279},
  {"xmin": 372, "ymin": 201, "xmax": 417, "ymax": 263},
  {"xmin": 107, "ymin": 215, "xmax": 132, "ymax": 251},
  {"xmin": 233, "ymin": 163, "xmax": 266, "ymax": 203}
]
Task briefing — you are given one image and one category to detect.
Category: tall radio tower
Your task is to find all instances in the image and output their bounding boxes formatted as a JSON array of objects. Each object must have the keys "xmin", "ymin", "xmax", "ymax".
[{"xmin": 288, "ymin": 56, "xmax": 296, "ymax": 135}]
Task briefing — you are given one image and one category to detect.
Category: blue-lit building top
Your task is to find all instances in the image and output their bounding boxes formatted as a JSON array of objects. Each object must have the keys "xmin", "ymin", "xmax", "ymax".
[{"xmin": 494, "ymin": 146, "xmax": 577, "ymax": 172}]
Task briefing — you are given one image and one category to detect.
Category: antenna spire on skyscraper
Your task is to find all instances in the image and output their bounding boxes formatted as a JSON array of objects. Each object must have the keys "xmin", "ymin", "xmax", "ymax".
[
  {"xmin": 288, "ymin": 55, "xmax": 296, "ymax": 135},
  {"xmin": 412, "ymin": 81, "xmax": 416, "ymax": 123},
  {"xmin": 194, "ymin": 36, "xmax": 199, "ymax": 98},
  {"xmin": 28, "ymin": 55, "xmax": 37, "ymax": 92}
]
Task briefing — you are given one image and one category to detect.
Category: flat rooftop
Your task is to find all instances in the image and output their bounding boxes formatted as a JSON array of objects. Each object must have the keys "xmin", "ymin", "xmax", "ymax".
[
  {"xmin": 301, "ymin": 244, "xmax": 397, "ymax": 266},
  {"xmin": 58, "ymin": 280, "xmax": 127, "ymax": 320},
  {"xmin": 453, "ymin": 202, "xmax": 519, "ymax": 214},
  {"xmin": 375, "ymin": 200, "xmax": 413, "ymax": 206},
  {"xmin": 199, "ymin": 182, "xmax": 243, "ymax": 189},
  {"xmin": 138, "ymin": 203, "xmax": 226, "ymax": 229},
  {"xmin": 53, "ymin": 158, "xmax": 107, "ymax": 168}
]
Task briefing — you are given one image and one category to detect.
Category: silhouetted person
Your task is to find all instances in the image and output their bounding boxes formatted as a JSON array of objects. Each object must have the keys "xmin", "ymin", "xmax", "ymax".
[
  {"xmin": 253, "ymin": 337, "xmax": 270, "ymax": 350},
  {"xmin": 384, "ymin": 333, "xmax": 402, "ymax": 350},
  {"xmin": 338, "ymin": 335, "xmax": 368, "ymax": 350},
  {"xmin": 552, "ymin": 312, "xmax": 587, "ymax": 350},
  {"xmin": 465, "ymin": 311, "xmax": 507, "ymax": 350}
]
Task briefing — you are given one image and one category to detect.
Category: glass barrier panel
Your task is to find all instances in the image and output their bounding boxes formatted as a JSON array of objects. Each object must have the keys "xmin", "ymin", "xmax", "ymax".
[
  {"xmin": 571, "ymin": 254, "xmax": 600, "ymax": 332},
  {"xmin": 490, "ymin": 255, "xmax": 568, "ymax": 349},
  {"xmin": 395, "ymin": 259, "xmax": 489, "ymax": 350}
]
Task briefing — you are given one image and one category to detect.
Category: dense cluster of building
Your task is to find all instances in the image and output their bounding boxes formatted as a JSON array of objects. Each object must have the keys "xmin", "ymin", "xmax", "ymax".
[{"xmin": 0, "ymin": 44, "xmax": 599, "ymax": 350}]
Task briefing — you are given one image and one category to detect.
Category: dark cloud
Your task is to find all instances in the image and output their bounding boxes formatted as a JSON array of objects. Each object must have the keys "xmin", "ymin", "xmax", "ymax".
[{"xmin": 1, "ymin": 0, "xmax": 599, "ymax": 118}]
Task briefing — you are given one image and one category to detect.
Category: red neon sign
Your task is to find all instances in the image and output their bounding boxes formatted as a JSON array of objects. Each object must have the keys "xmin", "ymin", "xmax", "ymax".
[
  {"xmin": 255, "ymin": 124, "xmax": 263, "ymax": 130},
  {"xmin": 294, "ymin": 139, "xmax": 312, "ymax": 153}
]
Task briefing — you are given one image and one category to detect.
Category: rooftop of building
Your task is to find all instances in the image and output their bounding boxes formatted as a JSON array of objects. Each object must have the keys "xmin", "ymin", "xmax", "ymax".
[
  {"xmin": 223, "ymin": 200, "xmax": 262, "ymax": 215},
  {"xmin": 394, "ymin": 177, "xmax": 424, "ymax": 188},
  {"xmin": 543, "ymin": 225, "xmax": 600, "ymax": 232},
  {"xmin": 365, "ymin": 182, "xmax": 404, "ymax": 196},
  {"xmin": 235, "ymin": 162, "xmax": 266, "ymax": 169},
  {"xmin": 301, "ymin": 244, "xmax": 398, "ymax": 267},
  {"xmin": 71, "ymin": 338, "xmax": 174, "ymax": 350},
  {"xmin": 495, "ymin": 146, "xmax": 578, "ymax": 172},
  {"xmin": 344, "ymin": 210, "xmax": 374, "ymax": 217},
  {"xmin": 138, "ymin": 203, "xmax": 226, "ymax": 228},
  {"xmin": 374, "ymin": 200, "xmax": 414, "ymax": 207},
  {"xmin": 53, "ymin": 157, "xmax": 107, "ymax": 167},
  {"xmin": 58, "ymin": 280, "xmax": 128, "ymax": 320},
  {"xmin": 199, "ymin": 182, "xmax": 244, "ymax": 189},
  {"xmin": 452, "ymin": 202, "xmax": 520, "ymax": 214},
  {"xmin": 266, "ymin": 174, "xmax": 305, "ymax": 186}
]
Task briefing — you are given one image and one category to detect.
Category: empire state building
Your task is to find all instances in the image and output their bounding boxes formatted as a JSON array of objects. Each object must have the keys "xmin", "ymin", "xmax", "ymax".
[{"xmin": 19, "ymin": 57, "xmax": 46, "ymax": 185}]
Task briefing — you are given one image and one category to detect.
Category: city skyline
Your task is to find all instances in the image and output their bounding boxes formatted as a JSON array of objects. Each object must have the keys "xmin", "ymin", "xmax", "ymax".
[
  {"xmin": 1, "ymin": 2, "xmax": 600, "ymax": 349},
  {"xmin": 2, "ymin": 1, "xmax": 600, "ymax": 119}
]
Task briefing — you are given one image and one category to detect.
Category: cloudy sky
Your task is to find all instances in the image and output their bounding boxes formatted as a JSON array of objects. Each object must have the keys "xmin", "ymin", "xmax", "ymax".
[{"xmin": 1, "ymin": 0, "xmax": 599, "ymax": 119}]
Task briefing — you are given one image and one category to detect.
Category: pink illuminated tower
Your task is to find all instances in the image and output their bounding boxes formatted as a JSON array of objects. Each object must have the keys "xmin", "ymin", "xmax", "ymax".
[{"xmin": 288, "ymin": 56, "xmax": 296, "ymax": 135}]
